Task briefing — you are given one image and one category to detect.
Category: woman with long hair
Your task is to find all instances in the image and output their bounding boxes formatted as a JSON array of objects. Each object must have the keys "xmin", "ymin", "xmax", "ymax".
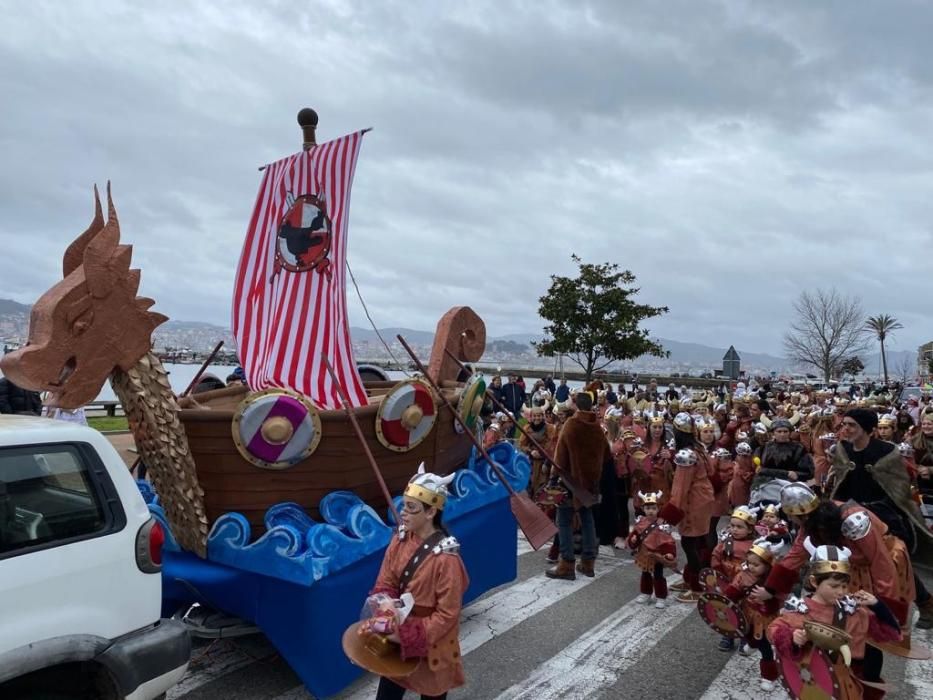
[
  {"xmin": 698, "ymin": 418, "xmax": 732, "ymax": 552},
  {"xmin": 631, "ymin": 414, "xmax": 673, "ymax": 513}
]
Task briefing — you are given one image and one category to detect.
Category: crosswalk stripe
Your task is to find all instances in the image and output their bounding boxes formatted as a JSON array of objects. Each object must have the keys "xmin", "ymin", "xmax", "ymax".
[
  {"xmin": 495, "ymin": 587, "xmax": 693, "ymax": 699},
  {"xmin": 327, "ymin": 553, "xmax": 631, "ymax": 700},
  {"xmin": 699, "ymin": 650, "xmax": 790, "ymax": 700},
  {"xmin": 905, "ymin": 628, "xmax": 933, "ymax": 700}
]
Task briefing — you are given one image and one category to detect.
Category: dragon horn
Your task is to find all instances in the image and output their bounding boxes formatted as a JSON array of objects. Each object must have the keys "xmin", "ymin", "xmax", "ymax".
[
  {"xmin": 840, "ymin": 643, "xmax": 852, "ymax": 667},
  {"xmin": 803, "ymin": 536, "xmax": 817, "ymax": 556}
]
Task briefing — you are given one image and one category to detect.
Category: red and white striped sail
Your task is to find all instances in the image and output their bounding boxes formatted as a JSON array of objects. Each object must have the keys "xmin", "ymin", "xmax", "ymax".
[{"xmin": 232, "ymin": 131, "xmax": 368, "ymax": 409}]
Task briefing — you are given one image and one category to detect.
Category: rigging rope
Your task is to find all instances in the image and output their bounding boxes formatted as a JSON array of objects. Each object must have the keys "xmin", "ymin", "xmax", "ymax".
[{"xmin": 346, "ymin": 261, "xmax": 411, "ymax": 377}]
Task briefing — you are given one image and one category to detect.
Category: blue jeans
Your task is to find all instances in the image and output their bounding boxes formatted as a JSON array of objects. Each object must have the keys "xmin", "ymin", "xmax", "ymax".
[{"xmin": 556, "ymin": 504, "xmax": 596, "ymax": 562}]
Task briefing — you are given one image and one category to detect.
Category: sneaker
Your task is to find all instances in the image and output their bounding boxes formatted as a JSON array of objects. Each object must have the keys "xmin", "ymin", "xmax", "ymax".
[
  {"xmin": 759, "ymin": 679, "xmax": 775, "ymax": 692},
  {"xmin": 676, "ymin": 590, "xmax": 700, "ymax": 603},
  {"xmin": 738, "ymin": 641, "xmax": 751, "ymax": 657},
  {"xmin": 613, "ymin": 537, "xmax": 627, "ymax": 549},
  {"xmin": 654, "ymin": 599, "xmax": 666, "ymax": 609},
  {"xmin": 635, "ymin": 593, "xmax": 651, "ymax": 604},
  {"xmin": 718, "ymin": 637, "xmax": 735, "ymax": 652}
]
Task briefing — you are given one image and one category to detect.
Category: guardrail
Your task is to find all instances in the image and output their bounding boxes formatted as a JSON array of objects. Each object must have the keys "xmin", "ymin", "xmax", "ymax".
[{"xmin": 83, "ymin": 400, "xmax": 124, "ymax": 417}]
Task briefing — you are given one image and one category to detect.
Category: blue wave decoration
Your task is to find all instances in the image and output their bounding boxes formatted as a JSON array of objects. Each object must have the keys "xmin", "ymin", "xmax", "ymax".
[{"xmin": 148, "ymin": 442, "xmax": 530, "ymax": 586}]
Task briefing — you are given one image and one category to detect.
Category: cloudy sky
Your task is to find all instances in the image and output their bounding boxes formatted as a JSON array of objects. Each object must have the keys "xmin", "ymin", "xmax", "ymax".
[{"xmin": 1, "ymin": 1, "xmax": 931, "ymax": 357}]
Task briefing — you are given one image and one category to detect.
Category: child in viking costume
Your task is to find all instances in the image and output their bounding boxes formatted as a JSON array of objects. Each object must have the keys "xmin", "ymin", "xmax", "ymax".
[
  {"xmin": 755, "ymin": 503, "xmax": 792, "ymax": 545},
  {"xmin": 626, "ymin": 491, "xmax": 676, "ymax": 609},
  {"xmin": 711, "ymin": 506, "xmax": 758, "ymax": 651},
  {"xmin": 767, "ymin": 545, "xmax": 901, "ymax": 700},
  {"xmin": 720, "ymin": 537, "xmax": 788, "ymax": 689},
  {"xmin": 362, "ymin": 464, "xmax": 469, "ymax": 700},
  {"xmin": 727, "ymin": 440, "xmax": 755, "ymax": 509}
]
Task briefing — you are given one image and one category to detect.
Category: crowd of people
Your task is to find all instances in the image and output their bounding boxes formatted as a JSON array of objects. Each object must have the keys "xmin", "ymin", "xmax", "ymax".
[{"xmin": 480, "ymin": 373, "xmax": 933, "ymax": 698}]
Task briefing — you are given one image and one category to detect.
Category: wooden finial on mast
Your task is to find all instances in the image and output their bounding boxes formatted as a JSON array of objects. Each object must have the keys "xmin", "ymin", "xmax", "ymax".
[{"xmin": 297, "ymin": 108, "xmax": 318, "ymax": 150}]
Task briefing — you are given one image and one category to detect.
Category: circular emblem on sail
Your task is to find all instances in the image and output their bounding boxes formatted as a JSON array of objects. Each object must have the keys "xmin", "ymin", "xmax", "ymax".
[
  {"xmin": 274, "ymin": 192, "xmax": 332, "ymax": 275},
  {"xmin": 777, "ymin": 646, "xmax": 840, "ymax": 699},
  {"xmin": 232, "ymin": 389, "xmax": 322, "ymax": 469},
  {"xmin": 375, "ymin": 379, "xmax": 437, "ymax": 452},
  {"xmin": 696, "ymin": 593, "xmax": 748, "ymax": 639},
  {"xmin": 454, "ymin": 372, "xmax": 487, "ymax": 434}
]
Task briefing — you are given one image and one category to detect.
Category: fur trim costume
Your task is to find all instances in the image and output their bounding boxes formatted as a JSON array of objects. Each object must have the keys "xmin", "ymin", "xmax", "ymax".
[
  {"xmin": 830, "ymin": 440, "xmax": 931, "ymax": 541},
  {"xmin": 554, "ymin": 410, "xmax": 613, "ymax": 509}
]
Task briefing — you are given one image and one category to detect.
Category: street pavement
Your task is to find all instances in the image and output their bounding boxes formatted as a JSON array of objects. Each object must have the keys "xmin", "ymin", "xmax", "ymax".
[{"xmin": 167, "ymin": 534, "xmax": 933, "ymax": 700}]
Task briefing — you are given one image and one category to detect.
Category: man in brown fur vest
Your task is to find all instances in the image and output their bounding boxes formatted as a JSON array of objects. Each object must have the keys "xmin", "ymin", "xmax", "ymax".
[{"xmin": 546, "ymin": 390, "xmax": 612, "ymax": 580}]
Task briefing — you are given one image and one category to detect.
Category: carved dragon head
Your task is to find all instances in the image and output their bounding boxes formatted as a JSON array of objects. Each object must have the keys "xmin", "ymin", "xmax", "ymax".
[{"xmin": 0, "ymin": 185, "xmax": 168, "ymax": 408}]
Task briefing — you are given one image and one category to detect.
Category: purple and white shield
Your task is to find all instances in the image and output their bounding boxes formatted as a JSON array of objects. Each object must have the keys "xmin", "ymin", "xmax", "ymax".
[{"xmin": 232, "ymin": 389, "xmax": 322, "ymax": 469}]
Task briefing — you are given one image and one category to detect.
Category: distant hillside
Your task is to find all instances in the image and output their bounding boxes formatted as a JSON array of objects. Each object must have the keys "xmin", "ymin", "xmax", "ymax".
[
  {"xmin": 488, "ymin": 332, "xmax": 789, "ymax": 370},
  {"xmin": 0, "ymin": 299, "xmax": 29, "ymax": 315}
]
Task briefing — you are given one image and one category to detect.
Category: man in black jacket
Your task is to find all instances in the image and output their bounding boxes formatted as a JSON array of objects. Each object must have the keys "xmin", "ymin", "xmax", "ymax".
[
  {"xmin": 0, "ymin": 377, "xmax": 42, "ymax": 415},
  {"xmin": 501, "ymin": 375, "xmax": 526, "ymax": 415}
]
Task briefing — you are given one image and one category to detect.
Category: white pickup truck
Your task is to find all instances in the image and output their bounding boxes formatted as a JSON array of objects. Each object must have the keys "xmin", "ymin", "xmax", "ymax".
[{"xmin": 0, "ymin": 415, "xmax": 190, "ymax": 699}]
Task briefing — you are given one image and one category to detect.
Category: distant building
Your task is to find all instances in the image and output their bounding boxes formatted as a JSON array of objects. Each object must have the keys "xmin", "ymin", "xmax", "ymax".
[
  {"xmin": 919, "ymin": 341, "xmax": 933, "ymax": 382},
  {"xmin": 722, "ymin": 346, "xmax": 741, "ymax": 380}
]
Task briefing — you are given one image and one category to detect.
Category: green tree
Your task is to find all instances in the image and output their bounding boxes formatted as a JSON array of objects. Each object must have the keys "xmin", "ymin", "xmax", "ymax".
[
  {"xmin": 838, "ymin": 355, "xmax": 864, "ymax": 379},
  {"xmin": 865, "ymin": 314, "xmax": 904, "ymax": 386},
  {"xmin": 533, "ymin": 256, "xmax": 668, "ymax": 382}
]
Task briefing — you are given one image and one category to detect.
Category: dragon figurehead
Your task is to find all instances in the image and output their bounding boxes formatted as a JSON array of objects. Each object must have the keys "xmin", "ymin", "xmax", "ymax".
[{"xmin": 0, "ymin": 184, "xmax": 168, "ymax": 409}]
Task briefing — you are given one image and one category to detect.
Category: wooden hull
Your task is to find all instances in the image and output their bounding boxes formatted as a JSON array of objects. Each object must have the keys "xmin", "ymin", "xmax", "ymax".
[{"xmin": 178, "ymin": 385, "xmax": 472, "ymax": 531}]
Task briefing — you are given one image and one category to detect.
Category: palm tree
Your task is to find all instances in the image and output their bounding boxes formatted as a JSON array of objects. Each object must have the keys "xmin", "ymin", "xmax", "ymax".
[{"xmin": 865, "ymin": 314, "xmax": 904, "ymax": 385}]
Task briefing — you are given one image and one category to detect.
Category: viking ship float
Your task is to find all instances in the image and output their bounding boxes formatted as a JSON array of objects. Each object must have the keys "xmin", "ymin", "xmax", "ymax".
[{"xmin": 1, "ymin": 108, "xmax": 527, "ymax": 697}]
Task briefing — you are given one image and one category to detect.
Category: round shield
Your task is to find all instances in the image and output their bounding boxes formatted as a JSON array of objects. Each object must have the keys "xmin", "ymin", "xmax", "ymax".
[
  {"xmin": 699, "ymin": 567, "xmax": 730, "ymax": 594},
  {"xmin": 232, "ymin": 389, "xmax": 322, "ymax": 470},
  {"xmin": 375, "ymin": 379, "xmax": 437, "ymax": 452},
  {"xmin": 455, "ymin": 372, "xmax": 487, "ymax": 434},
  {"xmin": 696, "ymin": 593, "xmax": 748, "ymax": 639},
  {"xmin": 342, "ymin": 622, "xmax": 419, "ymax": 677},
  {"xmin": 777, "ymin": 646, "xmax": 841, "ymax": 699}
]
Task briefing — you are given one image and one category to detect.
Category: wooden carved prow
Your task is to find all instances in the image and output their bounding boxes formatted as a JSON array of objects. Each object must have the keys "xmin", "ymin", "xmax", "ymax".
[
  {"xmin": 428, "ymin": 307, "xmax": 486, "ymax": 384},
  {"xmin": 0, "ymin": 185, "xmax": 209, "ymax": 556}
]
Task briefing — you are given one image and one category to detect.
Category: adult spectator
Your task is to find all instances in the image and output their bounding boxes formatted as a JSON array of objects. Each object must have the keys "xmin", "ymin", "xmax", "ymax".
[
  {"xmin": 543, "ymin": 374, "xmax": 556, "ymax": 396},
  {"xmin": 665, "ymin": 383, "xmax": 680, "ymax": 401},
  {"xmin": 546, "ymin": 390, "xmax": 611, "ymax": 581},
  {"xmin": 489, "ymin": 375, "xmax": 505, "ymax": 405},
  {"xmin": 0, "ymin": 377, "xmax": 42, "ymax": 415},
  {"xmin": 752, "ymin": 419, "xmax": 813, "ymax": 489},
  {"xmin": 501, "ymin": 374, "xmax": 526, "ymax": 415},
  {"xmin": 832, "ymin": 408, "xmax": 933, "ymax": 627},
  {"xmin": 554, "ymin": 378, "xmax": 570, "ymax": 403}
]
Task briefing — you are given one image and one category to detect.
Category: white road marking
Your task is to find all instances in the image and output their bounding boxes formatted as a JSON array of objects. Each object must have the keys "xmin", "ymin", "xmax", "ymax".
[
  {"xmin": 698, "ymin": 650, "xmax": 790, "ymax": 700},
  {"xmin": 495, "ymin": 588, "xmax": 693, "ymax": 699},
  {"xmin": 517, "ymin": 531, "xmax": 535, "ymax": 555},
  {"xmin": 301, "ymin": 556, "xmax": 630, "ymax": 700},
  {"xmin": 905, "ymin": 627, "xmax": 933, "ymax": 700}
]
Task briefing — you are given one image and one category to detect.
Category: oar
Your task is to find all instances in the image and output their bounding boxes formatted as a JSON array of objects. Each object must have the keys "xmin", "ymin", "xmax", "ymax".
[
  {"xmin": 397, "ymin": 335, "xmax": 557, "ymax": 550},
  {"xmin": 131, "ymin": 340, "xmax": 225, "ymax": 476},
  {"xmin": 322, "ymin": 355, "xmax": 401, "ymax": 525},
  {"xmin": 442, "ymin": 348, "xmax": 599, "ymax": 508},
  {"xmin": 181, "ymin": 340, "xmax": 226, "ymax": 397}
]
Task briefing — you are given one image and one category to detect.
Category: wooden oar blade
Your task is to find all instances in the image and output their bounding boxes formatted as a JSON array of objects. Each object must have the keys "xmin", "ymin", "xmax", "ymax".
[{"xmin": 510, "ymin": 492, "xmax": 557, "ymax": 550}]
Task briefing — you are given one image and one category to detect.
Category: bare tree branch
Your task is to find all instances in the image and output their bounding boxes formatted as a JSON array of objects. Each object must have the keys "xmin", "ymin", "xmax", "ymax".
[{"xmin": 783, "ymin": 288, "xmax": 870, "ymax": 382}]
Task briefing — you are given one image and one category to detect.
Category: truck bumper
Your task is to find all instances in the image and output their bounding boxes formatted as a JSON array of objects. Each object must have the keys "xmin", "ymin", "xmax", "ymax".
[{"xmin": 99, "ymin": 618, "xmax": 191, "ymax": 699}]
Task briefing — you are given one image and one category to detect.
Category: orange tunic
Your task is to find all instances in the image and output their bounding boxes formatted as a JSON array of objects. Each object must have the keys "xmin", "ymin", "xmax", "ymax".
[
  {"xmin": 518, "ymin": 423, "xmax": 558, "ymax": 495},
  {"xmin": 767, "ymin": 596, "xmax": 901, "ymax": 700},
  {"xmin": 371, "ymin": 530, "xmax": 470, "ymax": 697},
  {"xmin": 764, "ymin": 503, "xmax": 910, "ymax": 624},
  {"xmin": 630, "ymin": 444, "xmax": 672, "ymax": 509},
  {"xmin": 706, "ymin": 451, "xmax": 735, "ymax": 517},
  {"xmin": 626, "ymin": 515, "xmax": 677, "ymax": 572},
  {"xmin": 711, "ymin": 535, "xmax": 753, "ymax": 581},
  {"xmin": 663, "ymin": 449, "xmax": 715, "ymax": 537}
]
